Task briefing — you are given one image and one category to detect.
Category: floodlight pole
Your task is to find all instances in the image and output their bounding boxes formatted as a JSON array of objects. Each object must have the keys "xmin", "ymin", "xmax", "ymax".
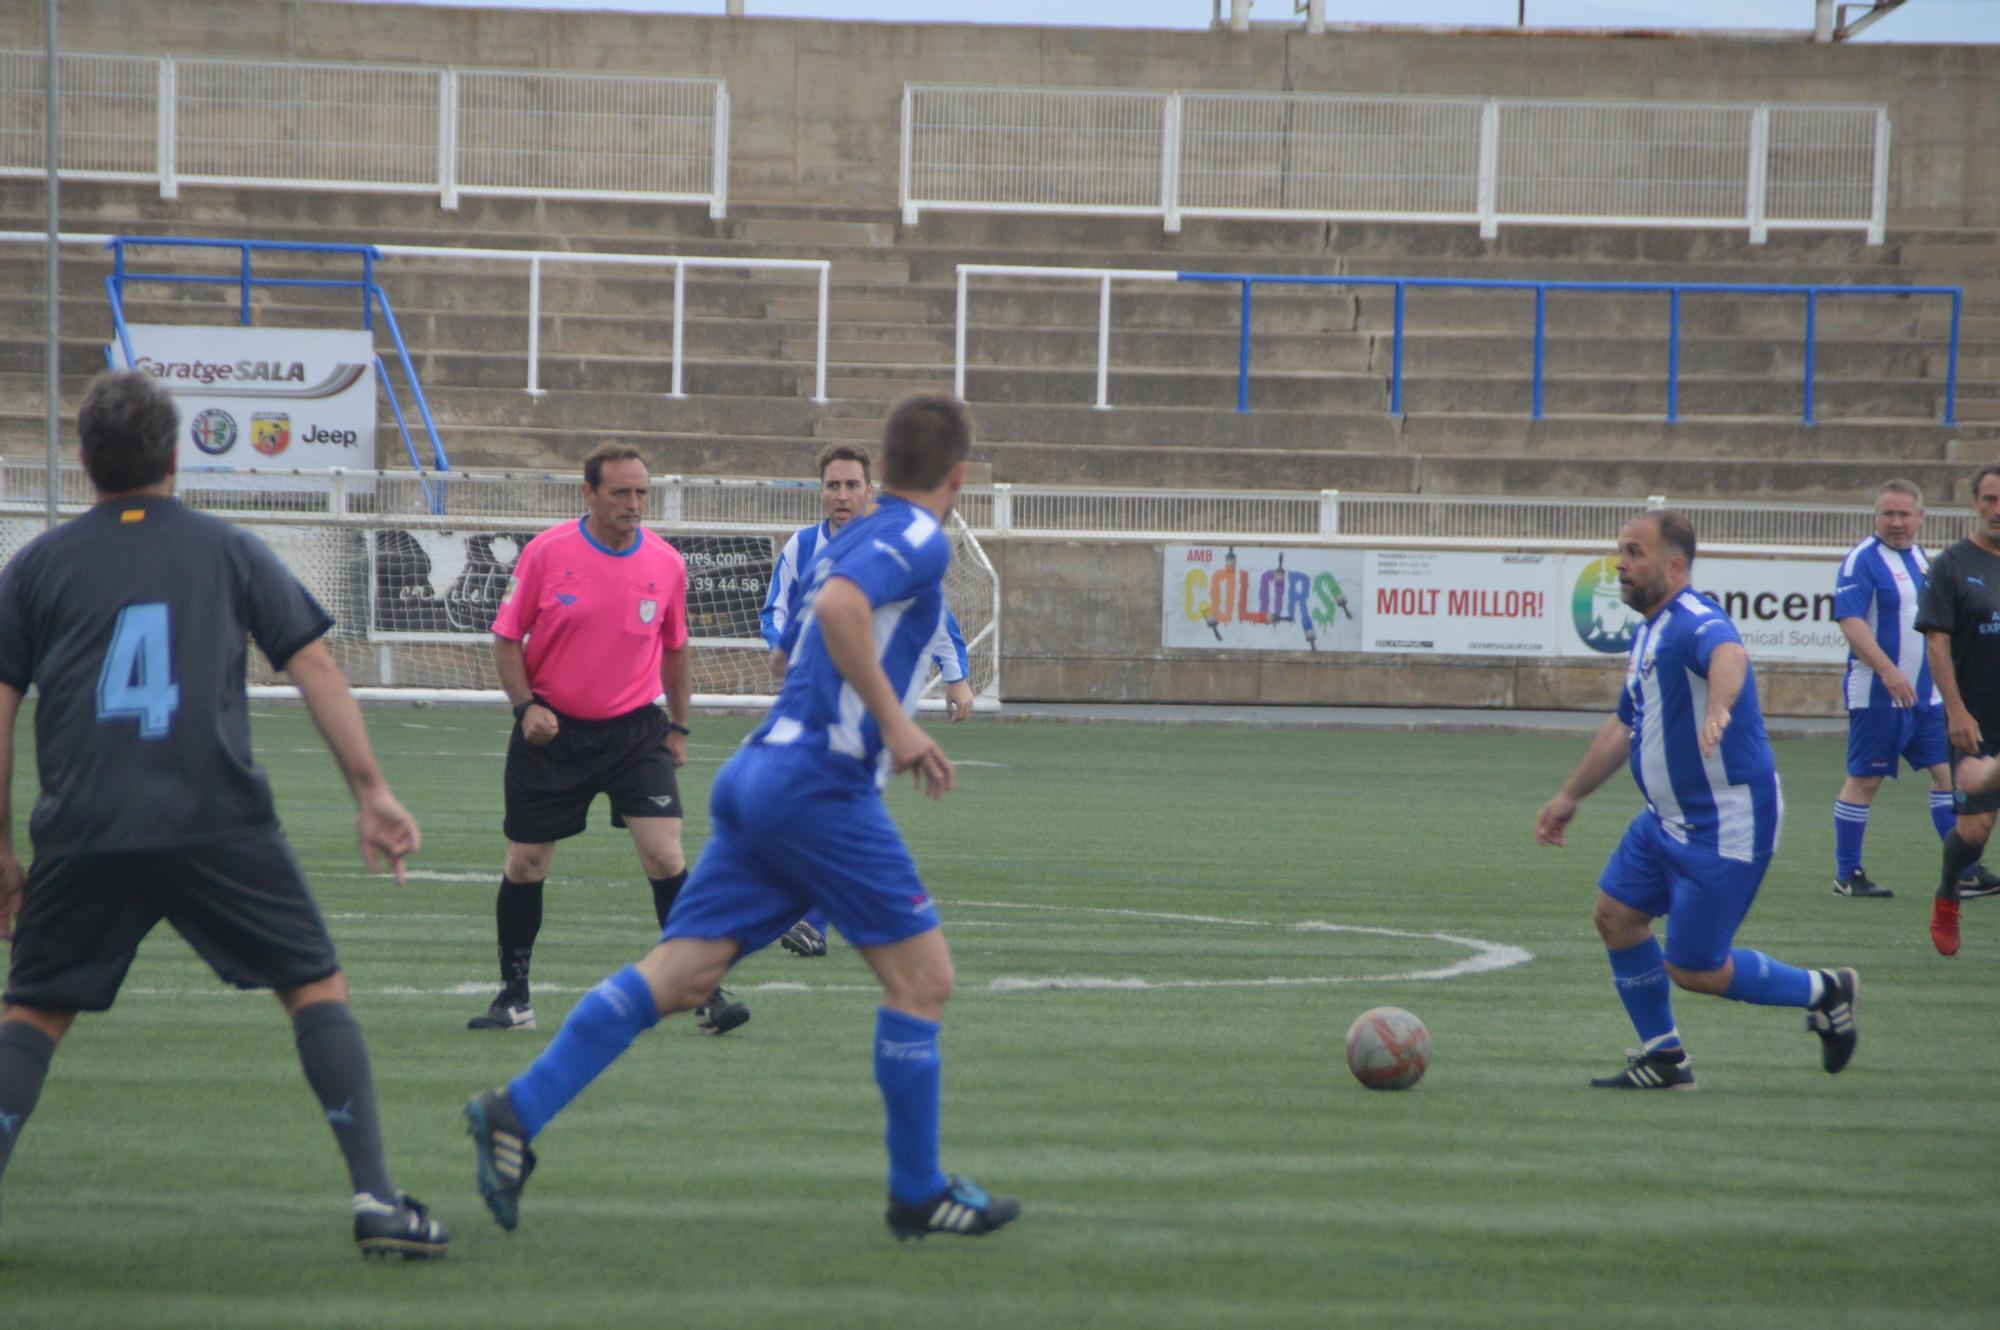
[{"xmin": 44, "ymin": 0, "xmax": 59, "ymax": 529}]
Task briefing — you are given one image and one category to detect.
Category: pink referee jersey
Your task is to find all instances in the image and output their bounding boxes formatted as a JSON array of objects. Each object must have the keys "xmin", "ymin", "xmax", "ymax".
[{"xmin": 491, "ymin": 518, "xmax": 690, "ymax": 720}]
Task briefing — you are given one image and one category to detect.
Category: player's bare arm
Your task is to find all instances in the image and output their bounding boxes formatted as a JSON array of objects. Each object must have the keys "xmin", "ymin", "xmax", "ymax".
[
  {"xmin": 660, "ymin": 641, "xmax": 691, "ymax": 769},
  {"xmin": 1536, "ymin": 715, "xmax": 1633, "ymax": 848},
  {"xmin": 0, "ymin": 679, "xmax": 22, "ymax": 940},
  {"xmin": 286, "ymin": 640, "xmax": 422, "ymax": 883},
  {"xmin": 815, "ymin": 576, "xmax": 954, "ymax": 799},
  {"xmin": 1836, "ymin": 617, "xmax": 1916, "ymax": 707},
  {"xmin": 1699, "ymin": 641, "xmax": 1749, "ymax": 757},
  {"xmin": 495, "ymin": 635, "xmax": 558, "ymax": 744}
]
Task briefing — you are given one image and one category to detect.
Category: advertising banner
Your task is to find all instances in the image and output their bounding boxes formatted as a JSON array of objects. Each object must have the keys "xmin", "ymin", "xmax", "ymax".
[
  {"xmin": 1162, "ymin": 544, "xmax": 1363, "ymax": 652},
  {"xmin": 1360, "ymin": 550, "xmax": 1565, "ymax": 656},
  {"xmin": 121, "ymin": 324, "xmax": 378, "ymax": 476},
  {"xmin": 369, "ymin": 530, "xmax": 780, "ymax": 644},
  {"xmin": 1557, "ymin": 555, "xmax": 1845, "ymax": 664}
]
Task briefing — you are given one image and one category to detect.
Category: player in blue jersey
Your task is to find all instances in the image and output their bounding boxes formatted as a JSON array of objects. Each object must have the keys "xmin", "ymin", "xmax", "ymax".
[
  {"xmin": 465, "ymin": 395, "xmax": 1020, "ymax": 1239},
  {"xmin": 1535, "ymin": 511, "xmax": 1860, "ymax": 1090},
  {"xmin": 1829, "ymin": 480, "xmax": 1998, "ymax": 899},
  {"xmin": 762, "ymin": 443, "xmax": 974, "ymax": 959}
]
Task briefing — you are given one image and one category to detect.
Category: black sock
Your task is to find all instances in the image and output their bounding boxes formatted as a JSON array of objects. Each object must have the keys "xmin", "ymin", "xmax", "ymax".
[
  {"xmin": 650, "ymin": 870, "xmax": 689, "ymax": 931},
  {"xmin": 1940, "ymin": 832, "xmax": 1984, "ymax": 902},
  {"xmin": 290, "ymin": 1000, "xmax": 394, "ymax": 1203},
  {"xmin": 497, "ymin": 876, "xmax": 545, "ymax": 1000},
  {"xmin": 0, "ymin": 1020, "xmax": 57, "ymax": 1190}
]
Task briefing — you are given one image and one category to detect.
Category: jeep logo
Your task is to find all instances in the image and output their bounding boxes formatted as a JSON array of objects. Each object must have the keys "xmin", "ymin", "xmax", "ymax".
[{"xmin": 302, "ymin": 425, "xmax": 360, "ymax": 447}]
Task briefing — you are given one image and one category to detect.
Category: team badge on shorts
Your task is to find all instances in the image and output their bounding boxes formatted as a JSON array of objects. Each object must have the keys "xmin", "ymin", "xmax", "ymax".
[{"xmin": 638, "ymin": 599, "xmax": 658, "ymax": 624}]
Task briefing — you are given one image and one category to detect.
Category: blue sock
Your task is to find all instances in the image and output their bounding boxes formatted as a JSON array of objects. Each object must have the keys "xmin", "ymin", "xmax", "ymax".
[
  {"xmin": 1834, "ymin": 800, "xmax": 1870, "ymax": 879},
  {"xmin": 508, "ymin": 966, "xmax": 659, "ymax": 1140},
  {"xmin": 1722, "ymin": 949, "xmax": 1813, "ymax": 1008},
  {"xmin": 1931, "ymin": 791, "xmax": 1957, "ymax": 842},
  {"xmin": 874, "ymin": 1007, "xmax": 949, "ymax": 1206},
  {"xmin": 1607, "ymin": 939, "xmax": 1680, "ymax": 1052},
  {"xmin": 804, "ymin": 908, "xmax": 828, "ymax": 935}
]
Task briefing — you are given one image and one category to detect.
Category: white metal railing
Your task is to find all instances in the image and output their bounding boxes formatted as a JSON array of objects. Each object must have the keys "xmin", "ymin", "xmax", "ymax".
[
  {"xmin": 0, "ymin": 50, "xmax": 728, "ymax": 215},
  {"xmin": 954, "ymin": 264, "xmax": 1180, "ymax": 406},
  {"xmin": 905, "ymin": 84, "xmax": 1889, "ymax": 244},
  {"xmin": 0, "ymin": 463, "xmax": 1881, "ymax": 556},
  {"xmin": 370, "ymin": 245, "xmax": 829, "ymax": 403}
]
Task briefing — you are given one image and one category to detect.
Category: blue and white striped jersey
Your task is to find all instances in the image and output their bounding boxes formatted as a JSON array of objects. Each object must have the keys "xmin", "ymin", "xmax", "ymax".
[
  {"xmin": 749, "ymin": 494, "xmax": 952, "ymax": 787},
  {"xmin": 1616, "ymin": 589, "xmax": 1782, "ymax": 863},
  {"xmin": 762, "ymin": 517, "xmax": 968, "ymax": 682},
  {"xmin": 1833, "ymin": 536, "xmax": 1939, "ymax": 710}
]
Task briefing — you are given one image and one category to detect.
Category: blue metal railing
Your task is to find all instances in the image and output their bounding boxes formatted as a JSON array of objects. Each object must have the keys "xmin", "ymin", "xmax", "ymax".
[
  {"xmin": 102, "ymin": 236, "xmax": 451, "ymax": 501},
  {"xmin": 1175, "ymin": 272, "xmax": 1963, "ymax": 426}
]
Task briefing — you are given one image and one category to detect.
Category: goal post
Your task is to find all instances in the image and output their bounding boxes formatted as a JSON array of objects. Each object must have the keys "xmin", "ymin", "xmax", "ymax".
[{"xmin": 0, "ymin": 466, "xmax": 1002, "ymax": 709}]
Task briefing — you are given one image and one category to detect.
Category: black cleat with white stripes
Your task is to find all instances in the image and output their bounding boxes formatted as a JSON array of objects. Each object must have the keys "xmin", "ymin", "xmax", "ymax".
[
  {"xmin": 1806, "ymin": 967, "xmax": 1860, "ymax": 1074},
  {"xmin": 886, "ymin": 1174, "xmax": 1021, "ymax": 1240},
  {"xmin": 1589, "ymin": 1047, "xmax": 1696, "ymax": 1090}
]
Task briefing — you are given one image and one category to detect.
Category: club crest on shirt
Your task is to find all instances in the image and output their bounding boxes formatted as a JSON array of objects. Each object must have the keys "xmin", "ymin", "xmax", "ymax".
[{"xmin": 638, "ymin": 598, "xmax": 658, "ymax": 624}]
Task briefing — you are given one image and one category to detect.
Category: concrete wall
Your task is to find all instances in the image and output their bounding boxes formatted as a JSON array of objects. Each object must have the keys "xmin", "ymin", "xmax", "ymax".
[
  {"xmin": 9, "ymin": 0, "xmax": 1998, "ymax": 227},
  {"xmin": 989, "ymin": 537, "xmax": 1844, "ymax": 716}
]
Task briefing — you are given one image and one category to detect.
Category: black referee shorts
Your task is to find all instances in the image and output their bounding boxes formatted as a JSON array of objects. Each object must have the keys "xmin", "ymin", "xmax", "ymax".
[
  {"xmin": 3, "ymin": 828, "xmax": 341, "ymax": 1013},
  {"xmin": 503, "ymin": 703, "xmax": 683, "ymax": 844}
]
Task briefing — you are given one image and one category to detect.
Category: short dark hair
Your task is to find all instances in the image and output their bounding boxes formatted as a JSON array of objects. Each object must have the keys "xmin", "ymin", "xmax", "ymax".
[
  {"xmin": 1634, "ymin": 509, "xmax": 1697, "ymax": 566},
  {"xmin": 879, "ymin": 394, "xmax": 971, "ymax": 491},
  {"xmin": 1972, "ymin": 465, "xmax": 2000, "ymax": 500},
  {"xmin": 583, "ymin": 442, "xmax": 646, "ymax": 489},
  {"xmin": 78, "ymin": 371, "xmax": 179, "ymax": 493},
  {"xmin": 815, "ymin": 443, "xmax": 872, "ymax": 483}
]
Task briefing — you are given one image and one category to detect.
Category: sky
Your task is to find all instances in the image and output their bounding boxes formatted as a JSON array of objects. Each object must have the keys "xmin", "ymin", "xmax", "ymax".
[{"xmin": 344, "ymin": 0, "xmax": 2000, "ymax": 43}]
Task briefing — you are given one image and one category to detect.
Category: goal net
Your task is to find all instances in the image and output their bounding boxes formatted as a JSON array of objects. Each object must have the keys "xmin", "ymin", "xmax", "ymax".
[{"xmin": 0, "ymin": 465, "xmax": 1001, "ymax": 708}]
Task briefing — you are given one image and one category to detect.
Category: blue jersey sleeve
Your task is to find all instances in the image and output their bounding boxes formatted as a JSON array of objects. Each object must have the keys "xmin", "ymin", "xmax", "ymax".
[
  {"xmin": 760, "ymin": 529, "xmax": 804, "ymax": 648},
  {"xmin": 1832, "ymin": 551, "xmax": 1875, "ymax": 621},
  {"xmin": 934, "ymin": 607, "xmax": 970, "ymax": 680},
  {"xmin": 1687, "ymin": 612, "xmax": 1743, "ymax": 675},
  {"xmin": 1616, "ymin": 680, "xmax": 1637, "ymax": 728}
]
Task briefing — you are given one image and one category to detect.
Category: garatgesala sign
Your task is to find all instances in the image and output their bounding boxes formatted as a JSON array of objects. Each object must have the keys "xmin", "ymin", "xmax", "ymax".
[{"xmin": 120, "ymin": 325, "xmax": 378, "ymax": 475}]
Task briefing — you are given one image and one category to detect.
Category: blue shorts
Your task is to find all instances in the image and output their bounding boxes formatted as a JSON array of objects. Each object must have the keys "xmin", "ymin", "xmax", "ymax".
[
  {"xmin": 1598, "ymin": 810, "xmax": 1771, "ymax": 972},
  {"xmin": 1845, "ymin": 704, "xmax": 1949, "ymax": 779},
  {"xmin": 663, "ymin": 744, "xmax": 940, "ymax": 955}
]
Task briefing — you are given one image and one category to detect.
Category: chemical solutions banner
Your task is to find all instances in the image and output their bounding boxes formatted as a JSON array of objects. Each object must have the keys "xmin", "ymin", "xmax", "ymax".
[
  {"xmin": 1557, "ymin": 554, "xmax": 1845, "ymax": 664},
  {"xmin": 1163, "ymin": 545, "xmax": 1364, "ymax": 652},
  {"xmin": 121, "ymin": 324, "xmax": 378, "ymax": 475}
]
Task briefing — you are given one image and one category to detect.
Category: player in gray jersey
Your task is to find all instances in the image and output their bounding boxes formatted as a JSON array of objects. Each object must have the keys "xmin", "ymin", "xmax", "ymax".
[{"xmin": 0, "ymin": 371, "xmax": 448, "ymax": 1258}]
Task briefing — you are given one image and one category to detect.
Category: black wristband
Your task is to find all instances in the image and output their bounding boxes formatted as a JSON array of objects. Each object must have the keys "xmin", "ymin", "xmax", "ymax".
[
  {"xmin": 666, "ymin": 721, "xmax": 691, "ymax": 737},
  {"xmin": 514, "ymin": 698, "xmax": 546, "ymax": 722}
]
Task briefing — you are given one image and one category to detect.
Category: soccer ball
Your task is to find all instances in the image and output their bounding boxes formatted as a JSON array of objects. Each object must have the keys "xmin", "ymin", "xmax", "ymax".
[{"xmin": 1345, "ymin": 1006, "xmax": 1430, "ymax": 1090}]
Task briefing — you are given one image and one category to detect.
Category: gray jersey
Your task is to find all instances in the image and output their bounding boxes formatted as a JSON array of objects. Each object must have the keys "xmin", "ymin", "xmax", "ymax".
[{"xmin": 0, "ymin": 496, "xmax": 333, "ymax": 854}]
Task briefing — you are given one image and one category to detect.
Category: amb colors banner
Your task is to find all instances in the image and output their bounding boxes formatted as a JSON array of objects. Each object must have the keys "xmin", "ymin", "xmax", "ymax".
[
  {"xmin": 1362, "ymin": 550, "xmax": 1565, "ymax": 656},
  {"xmin": 1163, "ymin": 545, "xmax": 1364, "ymax": 652},
  {"xmin": 120, "ymin": 325, "xmax": 378, "ymax": 475},
  {"xmin": 1558, "ymin": 555, "xmax": 1846, "ymax": 664}
]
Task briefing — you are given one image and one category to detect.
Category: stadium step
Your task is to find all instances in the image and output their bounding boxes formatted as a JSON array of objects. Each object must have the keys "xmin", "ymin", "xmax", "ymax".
[{"xmin": 732, "ymin": 218, "xmax": 895, "ymax": 247}]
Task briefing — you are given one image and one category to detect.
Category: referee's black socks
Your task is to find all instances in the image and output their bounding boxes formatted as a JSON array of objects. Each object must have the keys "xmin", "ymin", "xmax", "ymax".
[
  {"xmin": 1940, "ymin": 831, "xmax": 1984, "ymax": 902},
  {"xmin": 496, "ymin": 876, "xmax": 546, "ymax": 1000},
  {"xmin": 651, "ymin": 870, "xmax": 690, "ymax": 931}
]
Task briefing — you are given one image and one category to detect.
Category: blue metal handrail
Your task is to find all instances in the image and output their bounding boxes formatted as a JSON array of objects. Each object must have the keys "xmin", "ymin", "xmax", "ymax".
[
  {"xmin": 1175, "ymin": 271, "xmax": 1963, "ymax": 426},
  {"xmin": 101, "ymin": 236, "xmax": 451, "ymax": 501}
]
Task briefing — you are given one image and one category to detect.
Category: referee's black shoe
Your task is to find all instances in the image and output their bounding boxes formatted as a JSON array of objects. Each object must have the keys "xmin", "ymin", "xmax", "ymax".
[
  {"xmin": 1958, "ymin": 864, "xmax": 2000, "ymax": 900},
  {"xmin": 1834, "ymin": 868, "xmax": 1894, "ymax": 898},
  {"xmin": 468, "ymin": 990, "xmax": 536, "ymax": 1031},
  {"xmin": 693, "ymin": 986, "xmax": 750, "ymax": 1035}
]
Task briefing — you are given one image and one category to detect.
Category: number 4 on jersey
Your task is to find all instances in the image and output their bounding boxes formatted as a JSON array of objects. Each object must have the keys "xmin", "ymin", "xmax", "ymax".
[{"xmin": 96, "ymin": 602, "xmax": 180, "ymax": 738}]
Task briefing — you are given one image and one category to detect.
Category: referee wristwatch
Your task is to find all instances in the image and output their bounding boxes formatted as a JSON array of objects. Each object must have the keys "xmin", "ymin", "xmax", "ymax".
[{"xmin": 665, "ymin": 720, "xmax": 691, "ymax": 737}]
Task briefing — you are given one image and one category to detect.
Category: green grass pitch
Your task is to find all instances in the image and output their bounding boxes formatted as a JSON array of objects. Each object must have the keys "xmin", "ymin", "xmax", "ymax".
[{"xmin": 3, "ymin": 705, "xmax": 1996, "ymax": 1329}]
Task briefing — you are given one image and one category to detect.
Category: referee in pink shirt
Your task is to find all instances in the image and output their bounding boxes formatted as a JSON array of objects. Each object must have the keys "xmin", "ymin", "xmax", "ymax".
[{"xmin": 469, "ymin": 444, "xmax": 748, "ymax": 1036}]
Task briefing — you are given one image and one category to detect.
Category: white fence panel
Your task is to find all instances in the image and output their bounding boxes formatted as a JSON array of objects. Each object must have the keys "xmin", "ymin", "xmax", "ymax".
[
  {"xmin": 0, "ymin": 49, "xmax": 158, "ymax": 180},
  {"xmin": 1494, "ymin": 99, "xmax": 1753, "ymax": 226},
  {"xmin": 1766, "ymin": 104, "xmax": 1880, "ymax": 227},
  {"xmin": 175, "ymin": 57, "xmax": 441, "ymax": 192},
  {"xmin": 456, "ymin": 69, "xmax": 725, "ymax": 210},
  {"xmin": 904, "ymin": 84, "xmax": 1168, "ymax": 221},
  {"xmin": 1179, "ymin": 92, "xmax": 1483, "ymax": 222}
]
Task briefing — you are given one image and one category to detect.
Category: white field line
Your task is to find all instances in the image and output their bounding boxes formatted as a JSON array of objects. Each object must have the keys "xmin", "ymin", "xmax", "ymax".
[{"xmin": 125, "ymin": 898, "xmax": 1533, "ymax": 997}]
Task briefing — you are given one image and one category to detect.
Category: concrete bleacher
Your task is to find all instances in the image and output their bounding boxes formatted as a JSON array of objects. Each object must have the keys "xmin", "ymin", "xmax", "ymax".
[{"xmin": 3, "ymin": 177, "xmax": 1995, "ymax": 504}]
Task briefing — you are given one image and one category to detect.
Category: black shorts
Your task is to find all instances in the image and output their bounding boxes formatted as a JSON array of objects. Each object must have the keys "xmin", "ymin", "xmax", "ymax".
[
  {"xmin": 503, "ymin": 703, "xmax": 683, "ymax": 844},
  {"xmin": 3, "ymin": 828, "xmax": 340, "ymax": 1013},
  {"xmin": 1952, "ymin": 734, "xmax": 2000, "ymax": 818}
]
